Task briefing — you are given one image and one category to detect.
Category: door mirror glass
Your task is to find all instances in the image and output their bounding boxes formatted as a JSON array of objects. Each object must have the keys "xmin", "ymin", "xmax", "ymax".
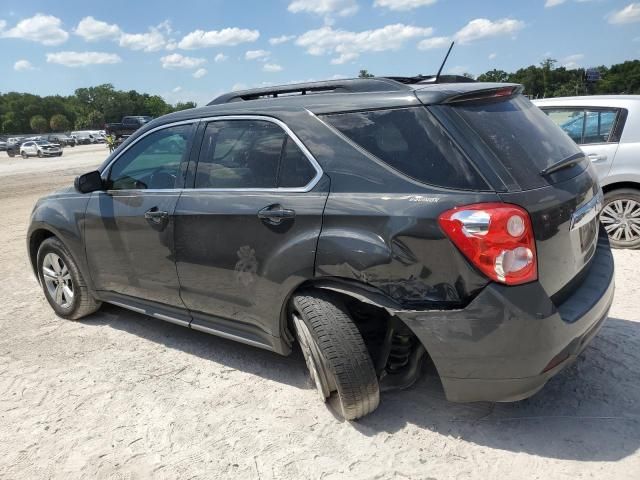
[{"xmin": 75, "ymin": 170, "xmax": 104, "ymax": 193}]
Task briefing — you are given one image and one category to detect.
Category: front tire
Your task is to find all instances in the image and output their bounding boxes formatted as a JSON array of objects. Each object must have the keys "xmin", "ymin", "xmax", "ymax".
[
  {"xmin": 37, "ymin": 150, "xmax": 43, "ymax": 158},
  {"xmin": 291, "ymin": 291, "xmax": 380, "ymax": 420},
  {"xmin": 37, "ymin": 237, "xmax": 101, "ymax": 319},
  {"xmin": 21, "ymin": 151, "xmax": 27, "ymax": 159},
  {"xmin": 600, "ymin": 189, "xmax": 640, "ymax": 249}
]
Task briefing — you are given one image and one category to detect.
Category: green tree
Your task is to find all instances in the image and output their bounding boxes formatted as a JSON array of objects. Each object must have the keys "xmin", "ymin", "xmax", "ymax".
[
  {"xmin": 477, "ymin": 69, "xmax": 509, "ymax": 83},
  {"xmin": 49, "ymin": 114, "xmax": 70, "ymax": 132},
  {"xmin": 174, "ymin": 101, "xmax": 197, "ymax": 111},
  {"xmin": 358, "ymin": 69, "xmax": 374, "ymax": 78},
  {"xmin": 30, "ymin": 115, "xmax": 48, "ymax": 133}
]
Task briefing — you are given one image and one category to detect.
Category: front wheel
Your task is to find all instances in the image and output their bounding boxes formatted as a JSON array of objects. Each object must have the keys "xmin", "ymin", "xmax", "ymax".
[
  {"xmin": 291, "ymin": 291, "xmax": 380, "ymax": 420},
  {"xmin": 7, "ymin": 150, "xmax": 15, "ymax": 157},
  {"xmin": 37, "ymin": 237, "xmax": 101, "ymax": 319},
  {"xmin": 37, "ymin": 150, "xmax": 43, "ymax": 158},
  {"xmin": 600, "ymin": 189, "xmax": 640, "ymax": 249},
  {"xmin": 21, "ymin": 151, "xmax": 27, "ymax": 159}
]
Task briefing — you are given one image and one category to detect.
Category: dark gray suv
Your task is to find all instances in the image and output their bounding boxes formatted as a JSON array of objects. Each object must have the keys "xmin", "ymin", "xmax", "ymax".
[{"xmin": 28, "ymin": 78, "xmax": 615, "ymax": 420}]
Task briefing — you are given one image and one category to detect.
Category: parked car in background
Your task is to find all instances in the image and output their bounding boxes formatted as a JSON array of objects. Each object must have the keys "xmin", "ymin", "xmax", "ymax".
[
  {"xmin": 28, "ymin": 78, "xmax": 613, "ymax": 420},
  {"xmin": 70, "ymin": 132, "xmax": 94, "ymax": 145},
  {"xmin": 0, "ymin": 138, "xmax": 7, "ymax": 151},
  {"xmin": 20, "ymin": 140, "xmax": 62, "ymax": 158},
  {"xmin": 6, "ymin": 139, "xmax": 23, "ymax": 157},
  {"xmin": 535, "ymin": 96, "xmax": 640, "ymax": 249},
  {"xmin": 105, "ymin": 116, "xmax": 152, "ymax": 139},
  {"xmin": 47, "ymin": 134, "xmax": 76, "ymax": 147}
]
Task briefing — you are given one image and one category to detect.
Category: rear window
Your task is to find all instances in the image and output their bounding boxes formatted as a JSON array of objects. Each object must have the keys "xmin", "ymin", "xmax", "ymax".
[
  {"xmin": 448, "ymin": 95, "xmax": 584, "ymax": 189},
  {"xmin": 322, "ymin": 107, "xmax": 487, "ymax": 190}
]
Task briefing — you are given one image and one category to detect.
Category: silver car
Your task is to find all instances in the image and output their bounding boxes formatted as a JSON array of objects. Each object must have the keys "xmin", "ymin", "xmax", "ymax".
[{"xmin": 534, "ymin": 96, "xmax": 640, "ymax": 249}]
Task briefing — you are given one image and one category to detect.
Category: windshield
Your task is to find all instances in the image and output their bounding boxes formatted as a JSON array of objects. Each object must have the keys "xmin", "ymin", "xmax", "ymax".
[{"xmin": 445, "ymin": 95, "xmax": 584, "ymax": 189}]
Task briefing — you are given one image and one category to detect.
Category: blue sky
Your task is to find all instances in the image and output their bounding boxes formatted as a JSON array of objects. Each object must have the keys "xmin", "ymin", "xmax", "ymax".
[{"xmin": 1, "ymin": 0, "xmax": 639, "ymax": 105}]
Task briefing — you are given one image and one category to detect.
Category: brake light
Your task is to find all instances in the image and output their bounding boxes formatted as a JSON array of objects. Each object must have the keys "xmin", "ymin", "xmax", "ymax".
[{"xmin": 438, "ymin": 203, "xmax": 537, "ymax": 285}]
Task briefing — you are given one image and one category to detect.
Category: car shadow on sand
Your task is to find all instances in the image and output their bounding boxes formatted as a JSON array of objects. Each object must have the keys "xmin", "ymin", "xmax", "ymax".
[{"xmin": 83, "ymin": 308, "xmax": 640, "ymax": 462}]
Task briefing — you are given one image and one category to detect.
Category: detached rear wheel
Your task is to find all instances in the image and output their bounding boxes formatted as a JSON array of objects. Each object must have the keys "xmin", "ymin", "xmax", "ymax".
[
  {"xmin": 37, "ymin": 237, "xmax": 101, "ymax": 319},
  {"xmin": 600, "ymin": 189, "xmax": 640, "ymax": 249},
  {"xmin": 291, "ymin": 291, "xmax": 380, "ymax": 420}
]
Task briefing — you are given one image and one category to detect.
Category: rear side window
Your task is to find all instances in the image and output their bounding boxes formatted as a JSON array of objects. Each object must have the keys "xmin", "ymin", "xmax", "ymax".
[
  {"xmin": 195, "ymin": 120, "xmax": 317, "ymax": 189},
  {"xmin": 322, "ymin": 107, "xmax": 487, "ymax": 190},
  {"xmin": 449, "ymin": 95, "xmax": 583, "ymax": 189},
  {"xmin": 543, "ymin": 108, "xmax": 620, "ymax": 145}
]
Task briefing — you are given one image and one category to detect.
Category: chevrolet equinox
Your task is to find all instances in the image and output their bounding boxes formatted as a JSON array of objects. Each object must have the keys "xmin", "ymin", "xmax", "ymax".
[{"xmin": 28, "ymin": 78, "xmax": 615, "ymax": 420}]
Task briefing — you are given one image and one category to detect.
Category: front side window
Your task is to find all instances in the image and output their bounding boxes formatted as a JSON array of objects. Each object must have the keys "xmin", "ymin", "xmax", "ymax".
[
  {"xmin": 195, "ymin": 120, "xmax": 316, "ymax": 189},
  {"xmin": 108, "ymin": 124, "xmax": 192, "ymax": 190}
]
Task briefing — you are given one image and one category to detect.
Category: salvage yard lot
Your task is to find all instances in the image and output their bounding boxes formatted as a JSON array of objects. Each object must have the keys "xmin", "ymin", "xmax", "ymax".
[{"xmin": 1, "ymin": 146, "xmax": 639, "ymax": 479}]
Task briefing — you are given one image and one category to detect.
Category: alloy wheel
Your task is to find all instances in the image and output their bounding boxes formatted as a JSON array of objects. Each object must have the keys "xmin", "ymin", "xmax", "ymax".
[
  {"xmin": 42, "ymin": 253, "xmax": 74, "ymax": 309},
  {"xmin": 600, "ymin": 198, "xmax": 640, "ymax": 243}
]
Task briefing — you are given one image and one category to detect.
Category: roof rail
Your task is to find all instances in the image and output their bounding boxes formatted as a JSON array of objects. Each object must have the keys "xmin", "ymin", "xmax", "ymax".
[
  {"xmin": 385, "ymin": 74, "xmax": 476, "ymax": 84},
  {"xmin": 207, "ymin": 77, "xmax": 411, "ymax": 105}
]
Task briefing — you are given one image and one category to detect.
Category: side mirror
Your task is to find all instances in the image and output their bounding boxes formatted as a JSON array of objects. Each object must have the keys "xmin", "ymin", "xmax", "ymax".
[{"xmin": 74, "ymin": 170, "xmax": 104, "ymax": 193}]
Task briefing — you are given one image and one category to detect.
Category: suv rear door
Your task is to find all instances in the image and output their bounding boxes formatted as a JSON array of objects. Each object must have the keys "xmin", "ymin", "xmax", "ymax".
[{"xmin": 174, "ymin": 117, "xmax": 327, "ymax": 345}]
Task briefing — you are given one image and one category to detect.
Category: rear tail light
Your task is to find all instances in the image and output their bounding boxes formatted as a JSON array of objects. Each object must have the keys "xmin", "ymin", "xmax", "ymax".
[{"xmin": 438, "ymin": 203, "xmax": 537, "ymax": 285}]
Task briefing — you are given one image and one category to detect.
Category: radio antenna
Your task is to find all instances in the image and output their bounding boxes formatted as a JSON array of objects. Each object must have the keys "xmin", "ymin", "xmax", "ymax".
[{"xmin": 435, "ymin": 41, "xmax": 455, "ymax": 83}]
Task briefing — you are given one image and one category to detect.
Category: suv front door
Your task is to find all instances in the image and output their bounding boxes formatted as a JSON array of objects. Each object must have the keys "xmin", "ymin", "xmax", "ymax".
[
  {"xmin": 174, "ymin": 117, "xmax": 327, "ymax": 346},
  {"xmin": 84, "ymin": 123, "xmax": 195, "ymax": 312}
]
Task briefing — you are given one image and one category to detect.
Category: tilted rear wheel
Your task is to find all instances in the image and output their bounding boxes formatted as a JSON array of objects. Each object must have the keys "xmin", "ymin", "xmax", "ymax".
[
  {"xmin": 600, "ymin": 189, "xmax": 640, "ymax": 249},
  {"xmin": 37, "ymin": 237, "xmax": 101, "ymax": 320},
  {"xmin": 291, "ymin": 291, "xmax": 380, "ymax": 420}
]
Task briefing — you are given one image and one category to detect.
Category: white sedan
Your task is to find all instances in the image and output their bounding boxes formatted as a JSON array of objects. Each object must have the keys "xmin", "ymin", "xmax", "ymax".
[{"xmin": 19, "ymin": 140, "xmax": 62, "ymax": 158}]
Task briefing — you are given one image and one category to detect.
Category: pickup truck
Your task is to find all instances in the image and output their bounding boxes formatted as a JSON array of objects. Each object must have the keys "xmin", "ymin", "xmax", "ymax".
[{"xmin": 105, "ymin": 116, "xmax": 152, "ymax": 138}]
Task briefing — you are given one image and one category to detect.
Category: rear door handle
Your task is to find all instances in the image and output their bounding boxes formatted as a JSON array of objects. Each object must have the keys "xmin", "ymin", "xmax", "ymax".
[
  {"xmin": 144, "ymin": 207, "xmax": 169, "ymax": 224},
  {"xmin": 587, "ymin": 153, "xmax": 607, "ymax": 162},
  {"xmin": 258, "ymin": 204, "xmax": 295, "ymax": 225}
]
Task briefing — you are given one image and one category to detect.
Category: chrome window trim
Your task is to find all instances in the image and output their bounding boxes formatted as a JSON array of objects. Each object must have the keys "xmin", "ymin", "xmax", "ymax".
[{"xmin": 102, "ymin": 115, "xmax": 323, "ymax": 194}]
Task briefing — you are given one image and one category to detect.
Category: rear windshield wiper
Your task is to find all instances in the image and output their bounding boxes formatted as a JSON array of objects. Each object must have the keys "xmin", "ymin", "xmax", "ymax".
[{"xmin": 540, "ymin": 153, "xmax": 585, "ymax": 176}]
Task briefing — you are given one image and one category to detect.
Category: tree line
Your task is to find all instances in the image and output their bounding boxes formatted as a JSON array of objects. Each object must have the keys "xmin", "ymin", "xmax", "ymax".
[
  {"xmin": 359, "ymin": 59, "xmax": 640, "ymax": 98},
  {"xmin": 0, "ymin": 84, "xmax": 196, "ymax": 135}
]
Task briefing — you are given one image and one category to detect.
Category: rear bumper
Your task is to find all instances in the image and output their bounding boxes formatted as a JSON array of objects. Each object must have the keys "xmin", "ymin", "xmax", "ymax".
[{"xmin": 396, "ymin": 232, "xmax": 615, "ymax": 403}]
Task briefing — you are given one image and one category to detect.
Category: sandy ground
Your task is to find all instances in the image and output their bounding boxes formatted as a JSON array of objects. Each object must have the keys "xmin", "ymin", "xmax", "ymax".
[{"xmin": 0, "ymin": 145, "xmax": 638, "ymax": 480}]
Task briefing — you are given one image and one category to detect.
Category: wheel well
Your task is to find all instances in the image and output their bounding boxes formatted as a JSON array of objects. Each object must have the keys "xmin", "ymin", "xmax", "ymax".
[
  {"xmin": 28, "ymin": 229, "xmax": 55, "ymax": 275},
  {"xmin": 602, "ymin": 182, "xmax": 640, "ymax": 195},
  {"xmin": 283, "ymin": 283, "xmax": 436, "ymax": 384}
]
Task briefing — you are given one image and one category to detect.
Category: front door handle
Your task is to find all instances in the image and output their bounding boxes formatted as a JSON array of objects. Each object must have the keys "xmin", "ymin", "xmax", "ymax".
[
  {"xmin": 144, "ymin": 207, "xmax": 169, "ymax": 224},
  {"xmin": 258, "ymin": 204, "xmax": 296, "ymax": 225},
  {"xmin": 587, "ymin": 153, "xmax": 607, "ymax": 162}
]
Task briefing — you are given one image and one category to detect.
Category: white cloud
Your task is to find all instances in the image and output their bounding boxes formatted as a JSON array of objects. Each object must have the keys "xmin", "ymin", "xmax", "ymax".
[
  {"xmin": 74, "ymin": 16, "xmax": 121, "ymax": 41},
  {"xmin": 488, "ymin": 52, "xmax": 497, "ymax": 59},
  {"xmin": 288, "ymin": 0, "xmax": 359, "ymax": 17},
  {"xmin": 178, "ymin": 27, "xmax": 259, "ymax": 49},
  {"xmin": 245, "ymin": 49, "xmax": 270, "ymax": 61},
  {"xmin": 160, "ymin": 53, "xmax": 206, "ymax": 69},
  {"xmin": 173, "ymin": 86, "xmax": 182, "ymax": 93},
  {"xmin": 296, "ymin": 24, "xmax": 433, "ymax": 63},
  {"xmin": 454, "ymin": 18, "xmax": 524, "ymax": 44},
  {"xmin": 545, "ymin": 0, "xmax": 566, "ymax": 7},
  {"xmin": 46, "ymin": 51, "xmax": 121, "ymax": 67},
  {"xmin": 1, "ymin": 14, "xmax": 68, "ymax": 45},
  {"xmin": 232, "ymin": 83, "xmax": 248, "ymax": 91},
  {"xmin": 561, "ymin": 53, "xmax": 585, "ymax": 68},
  {"xmin": 14, "ymin": 59, "xmax": 34, "ymax": 71},
  {"xmin": 214, "ymin": 53, "xmax": 228, "ymax": 62},
  {"xmin": 119, "ymin": 28, "xmax": 166, "ymax": 52},
  {"xmin": 269, "ymin": 34, "xmax": 296, "ymax": 45},
  {"xmin": 417, "ymin": 36, "xmax": 451, "ymax": 50},
  {"xmin": 608, "ymin": 3, "xmax": 640, "ymax": 24},
  {"xmin": 263, "ymin": 63, "xmax": 283, "ymax": 72},
  {"xmin": 374, "ymin": 0, "xmax": 437, "ymax": 11},
  {"xmin": 0, "ymin": 20, "xmax": 6, "ymax": 32},
  {"xmin": 193, "ymin": 68, "xmax": 207, "ymax": 78}
]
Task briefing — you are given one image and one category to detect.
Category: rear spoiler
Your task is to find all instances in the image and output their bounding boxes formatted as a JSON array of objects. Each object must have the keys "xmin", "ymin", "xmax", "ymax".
[{"xmin": 443, "ymin": 85, "xmax": 524, "ymax": 104}]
